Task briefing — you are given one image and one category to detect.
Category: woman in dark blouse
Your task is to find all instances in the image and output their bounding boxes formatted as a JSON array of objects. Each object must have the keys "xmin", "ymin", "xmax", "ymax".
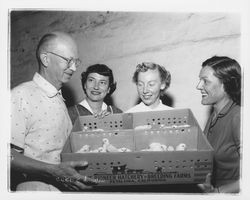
[
  {"xmin": 68, "ymin": 64, "xmax": 122, "ymax": 124},
  {"xmin": 196, "ymin": 56, "xmax": 241, "ymax": 193}
]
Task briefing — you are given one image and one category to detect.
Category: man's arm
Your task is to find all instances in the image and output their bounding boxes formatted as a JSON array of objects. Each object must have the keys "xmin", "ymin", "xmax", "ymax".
[{"xmin": 11, "ymin": 147, "xmax": 98, "ymax": 191}]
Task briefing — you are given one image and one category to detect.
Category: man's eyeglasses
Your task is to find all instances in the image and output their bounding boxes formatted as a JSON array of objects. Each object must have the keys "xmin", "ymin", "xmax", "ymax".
[{"xmin": 46, "ymin": 51, "xmax": 81, "ymax": 69}]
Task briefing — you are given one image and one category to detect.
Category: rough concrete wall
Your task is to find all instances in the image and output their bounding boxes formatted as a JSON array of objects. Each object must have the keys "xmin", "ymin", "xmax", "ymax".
[{"xmin": 10, "ymin": 11, "xmax": 240, "ymax": 129}]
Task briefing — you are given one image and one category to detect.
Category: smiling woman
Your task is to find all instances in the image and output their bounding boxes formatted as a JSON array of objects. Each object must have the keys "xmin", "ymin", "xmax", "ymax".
[
  {"xmin": 196, "ymin": 56, "xmax": 241, "ymax": 193},
  {"xmin": 67, "ymin": 64, "xmax": 123, "ymax": 124},
  {"xmin": 126, "ymin": 62, "xmax": 173, "ymax": 113}
]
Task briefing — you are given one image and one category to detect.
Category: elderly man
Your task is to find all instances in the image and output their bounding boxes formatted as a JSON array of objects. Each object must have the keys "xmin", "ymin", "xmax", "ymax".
[{"xmin": 11, "ymin": 31, "xmax": 96, "ymax": 191}]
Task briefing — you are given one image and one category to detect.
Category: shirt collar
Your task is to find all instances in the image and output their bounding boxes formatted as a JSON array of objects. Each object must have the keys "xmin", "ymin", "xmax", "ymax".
[
  {"xmin": 217, "ymin": 99, "xmax": 235, "ymax": 118},
  {"xmin": 79, "ymin": 99, "xmax": 107, "ymax": 114},
  {"xmin": 139, "ymin": 100, "xmax": 163, "ymax": 110},
  {"xmin": 33, "ymin": 72, "xmax": 61, "ymax": 98}
]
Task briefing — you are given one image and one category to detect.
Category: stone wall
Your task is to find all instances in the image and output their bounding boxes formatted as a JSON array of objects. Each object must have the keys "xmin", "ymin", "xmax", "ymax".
[{"xmin": 10, "ymin": 10, "xmax": 240, "ymax": 128}]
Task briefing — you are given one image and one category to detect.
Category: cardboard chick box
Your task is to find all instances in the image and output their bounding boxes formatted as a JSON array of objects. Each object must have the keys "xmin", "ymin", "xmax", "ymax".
[{"xmin": 61, "ymin": 109, "xmax": 213, "ymax": 186}]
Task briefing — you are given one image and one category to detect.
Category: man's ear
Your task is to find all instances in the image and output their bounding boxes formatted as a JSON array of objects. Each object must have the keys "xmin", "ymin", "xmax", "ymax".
[{"xmin": 39, "ymin": 53, "xmax": 49, "ymax": 67}]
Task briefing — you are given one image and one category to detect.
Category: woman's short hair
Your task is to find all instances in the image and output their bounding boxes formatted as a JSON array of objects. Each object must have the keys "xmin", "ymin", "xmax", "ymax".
[
  {"xmin": 132, "ymin": 62, "xmax": 171, "ymax": 95},
  {"xmin": 202, "ymin": 56, "xmax": 241, "ymax": 105},
  {"xmin": 81, "ymin": 64, "xmax": 117, "ymax": 95}
]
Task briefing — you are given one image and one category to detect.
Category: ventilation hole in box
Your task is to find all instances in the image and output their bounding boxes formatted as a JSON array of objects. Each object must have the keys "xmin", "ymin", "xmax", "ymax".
[
  {"xmin": 158, "ymin": 122, "xmax": 161, "ymax": 125},
  {"xmin": 114, "ymin": 132, "xmax": 118, "ymax": 136},
  {"xmin": 96, "ymin": 163, "xmax": 99, "ymax": 166},
  {"xmin": 96, "ymin": 167, "xmax": 100, "ymax": 170},
  {"xmin": 115, "ymin": 125, "xmax": 118, "ymax": 128},
  {"xmin": 152, "ymin": 118, "xmax": 155, "ymax": 121},
  {"xmin": 110, "ymin": 125, "xmax": 113, "ymax": 128},
  {"xmin": 117, "ymin": 161, "xmax": 120, "ymax": 164},
  {"xmin": 169, "ymin": 160, "xmax": 172, "ymax": 163},
  {"xmin": 103, "ymin": 163, "xmax": 107, "ymax": 165},
  {"xmin": 110, "ymin": 162, "xmax": 114, "ymax": 165},
  {"xmin": 110, "ymin": 121, "xmax": 112, "ymax": 124},
  {"xmin": 190, "ymin": 160, "xmax": 193, "ymax": 162},
  {"xmin": 181, "ymin": 129, "xmax": 185, "ymax": 132},
  {"xmin": 197, "ymin": 159, "xmax": 201, "ymax": 162},
  {"xmin": 94, "ymin": 122, "xmax": 97, "ymax": 125},
  {"xmin": 162, "ymin": 160, "xmax": 165, "ymax": 163},
  {"xmin": 176, "ymin": 166, "xmax": 179, "ymax": 168}
]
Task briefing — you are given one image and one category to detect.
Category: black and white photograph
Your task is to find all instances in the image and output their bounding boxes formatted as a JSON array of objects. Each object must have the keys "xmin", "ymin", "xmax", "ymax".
[{"xmin": 1, "ymin": 0, "xmax": 250, "ymax": 199}]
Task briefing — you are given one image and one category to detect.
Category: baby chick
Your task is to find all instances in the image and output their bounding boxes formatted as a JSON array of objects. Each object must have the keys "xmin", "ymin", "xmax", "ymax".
[
  {"xmin": 167, "ymin": 146, "xmax": 175, "ymax": 151},
  {"xmin": 134, "ymin": 125, "xmax": 152, "ymax": 130},
  {"xmin": 102, "ymin": 138, "xmax": 119, "ymax": 152},
  {"xmin": 149, "ymin": 143, "xmax": 168, "ymax": 151},
  {"xmin": 76, "ymin": 145, "xmax": 90, "ymax": 153},
  {"xmin": 175, "ymin": 143, "xmax": 187, "ymax": 151}
]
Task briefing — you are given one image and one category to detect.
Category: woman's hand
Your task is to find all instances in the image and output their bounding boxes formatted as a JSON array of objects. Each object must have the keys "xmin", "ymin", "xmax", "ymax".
[
  {"xmin": 198, "ymin": 173, "xmax": 219, "ymax": 193},
  {"xmin": 94, "ymin": 110, "xmax": 111, "ymax": 119}
]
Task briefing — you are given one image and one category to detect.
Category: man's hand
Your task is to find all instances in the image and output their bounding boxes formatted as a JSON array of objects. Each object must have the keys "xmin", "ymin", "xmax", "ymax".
[{"xmin": 50, "ymin": 161, "xmax": 99, "ymax": 191}]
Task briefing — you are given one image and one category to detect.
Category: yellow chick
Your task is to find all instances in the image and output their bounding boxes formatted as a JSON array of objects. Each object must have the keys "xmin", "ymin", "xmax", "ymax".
[
  {"xmin": 149, "ymin": 143, "xmax": 163, "ymax": 151},
  {"xmin": 102, "ymin": 138, "xmax": 119, "ymax": 152},
  {"xmin": 76, "ymin": 145, "xmax": 90, "ymax": 153},
  {"xmin": 175, "ymin": 143, "xmax": 187, "ymax": 151},
  {"xmin": 167, "ymin": 146, "xmax": 175, "ymax": 151}
]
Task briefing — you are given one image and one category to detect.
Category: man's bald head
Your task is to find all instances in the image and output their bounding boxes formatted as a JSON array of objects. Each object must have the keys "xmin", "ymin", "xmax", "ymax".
[{"xmin": 36, "ymin": 31, "xmax": 78, "ymax": 65}]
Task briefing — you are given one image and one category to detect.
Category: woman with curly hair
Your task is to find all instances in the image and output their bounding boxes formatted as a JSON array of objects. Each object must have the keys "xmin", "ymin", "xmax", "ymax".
[{"xmin": 68, "ymin": 64, "xmax": 122, "ymax": 124}]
